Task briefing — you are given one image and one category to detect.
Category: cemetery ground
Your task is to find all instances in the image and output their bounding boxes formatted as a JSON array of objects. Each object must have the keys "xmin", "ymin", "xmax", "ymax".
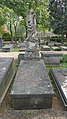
[{"xmin": 0, "ymin": 52, "xmax": 67, "ymax": 119}]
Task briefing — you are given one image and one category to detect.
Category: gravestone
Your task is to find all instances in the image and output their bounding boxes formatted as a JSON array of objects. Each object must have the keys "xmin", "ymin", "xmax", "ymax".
[
  {"xmin": 50, "ymin": 68, "xmax": 67, "ymax": 110},
  {"xmin": 61, "ymin": 46, "xmax": 67, "ymax": 51},
  {"xmin": 48, "ymin": 42, "xmax": 61, "ymax": 47},
  {"xmin": 10, "ymin": 60, "xmax": 54, "ymax": 109},
  {"xmin": 2, "ymin": 44, "xmax": 14, "ymax": 52},
  {"xmin": 41, "ymin": 52, "xmax": 62, "ymax": 65},
  {"xmin": 18, "ymin": 42, "xmax": 26, "ymax": 52},
  {"xmin": 51, "ymin": 46, "xmax": 62, "ymax": 51},
  {"xmin": 0, "ymin": 57, "xmax": 14, "ymax": 105},
  {"xmin": 11, "ymin": 10, "xmax": 54, "ymax": 110},
  {"xmin": 41, "ymin": 45, "xmax": 51, "ymax": 51}
]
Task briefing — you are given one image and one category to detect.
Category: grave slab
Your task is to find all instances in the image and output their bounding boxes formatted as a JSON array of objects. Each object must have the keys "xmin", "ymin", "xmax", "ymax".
[
  {"xmin": 50, "ymin": 68, "xmax": 67, "ymax": 110},
  {"xmin": 41, "ymin": 45, "xmax": 51, "ymax": 51},
  {"xmin": 19, "ymin": 47, "xmax": 26, "ymax": 52},
  {"xmin": 0, "ymin": 57, "xmax": 14, "ymax": 105},
  {"xmin": 41, "ymin": 52, "xmax": 62, "ymax": 65},
  {"xmin": 2, "ymin": 44, "xmax": 14, "ymax": 52},
  {"xmin": 61, "ymin": 46, "xmax": 67, "ymax": 51},
  {"xmin": 51, "ymin": 46, "xmax": 61, "ymax": 51},
  {"xmin": 10, "ymin": 60, "xmax": 54, "ymax": 110}
]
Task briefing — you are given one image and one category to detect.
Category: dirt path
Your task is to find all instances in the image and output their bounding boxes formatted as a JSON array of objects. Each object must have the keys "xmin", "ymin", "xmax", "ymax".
[
  {"xmin": 0, "ymin": 52, "xmax": 20, "ymax": 59},
  {"xmin": 0, "ymin": 51, "xmax": 67, "ymax": 59}
]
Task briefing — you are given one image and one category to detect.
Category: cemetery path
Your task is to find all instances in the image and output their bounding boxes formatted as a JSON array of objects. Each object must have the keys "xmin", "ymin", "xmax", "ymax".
[
  {"xmin": 0, "ymin": 51, "xmax": 67, "ymax": 119},
  {"xmin": 0, "ymin": 51, "xmax": 67, "ymax": 59},
  {"xmin": 0, "ymin": 52, "xmax": 21, "ymax": 59}
]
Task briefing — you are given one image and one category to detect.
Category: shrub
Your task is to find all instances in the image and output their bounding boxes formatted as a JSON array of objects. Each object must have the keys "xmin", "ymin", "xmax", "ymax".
[
  {"xmin": 2, "ymin": 32, "xmax": 11, "ymax": 41},
  {"xmin": 63, "ymin": 42, "xmax": 67, "ymax": 46}
]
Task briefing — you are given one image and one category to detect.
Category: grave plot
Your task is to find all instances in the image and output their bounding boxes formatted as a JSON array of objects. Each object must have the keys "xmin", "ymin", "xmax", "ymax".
[
  {"xmin": 41, "ymin": 52, "xmax": 62, "ymax": 65},
  {"xmin": 10, "ymin": 60, "xmax": 54, "ymax": 110},
  {"xmin": 0, "ymin": 57, "xmax": 14, "ymax": 105},
  {"xmin": 50, "ymin": 68, "xmax": 67, "ymax": 110},
  {"xmin": 2, "ymin": 44, "xmax": 14, "ymax": 52}
]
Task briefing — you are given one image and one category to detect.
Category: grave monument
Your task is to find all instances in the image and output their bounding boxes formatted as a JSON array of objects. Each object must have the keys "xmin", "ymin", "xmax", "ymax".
[{"xmin": 10, "ymin": 10, "xmax": 54, "ymax": 109}]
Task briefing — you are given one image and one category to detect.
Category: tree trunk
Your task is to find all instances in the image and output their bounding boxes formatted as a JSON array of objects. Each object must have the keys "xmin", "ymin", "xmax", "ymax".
[
  {"xmin": 10, "ymin": 20, "xmax": 13, "ymax": 42},
  {"xmin": 14, "ymin": 22, "xmax": 18, "ymax": 44},
  {"xmin": 61, "ymin": 34, "xmax": 64, "ymax": 45},
  {"xmin": 66, "ymin": 34, "xmax": 67, "ymax": 42}
]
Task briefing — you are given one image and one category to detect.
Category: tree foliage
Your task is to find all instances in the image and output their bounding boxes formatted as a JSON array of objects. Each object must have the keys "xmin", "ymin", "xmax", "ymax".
[
  {"xmin": 0, "ymin": 0, "xmax": 50, "ymax": 39},
  {"xmin": 0, "ymin": 0, "xmax": 28, "ymax": 17},
  {"xmin": 0, "ymin": 5, "xmax": 7, "ymax": 26},
  {"xmin": 36, "ymin": 0, "xmax": 50, "ymax": 32},
  {"xmin": 49, "ymin": 0, "xmax": 67, "ymax": 38}
]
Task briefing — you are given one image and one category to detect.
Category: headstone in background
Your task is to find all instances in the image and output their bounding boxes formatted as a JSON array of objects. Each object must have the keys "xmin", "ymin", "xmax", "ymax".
[
  {"xmin": 41, "ymin": 52, "xmax": 62, "ymax": 65},
  {"xmin": 2, "ymin": 44, "xmax": 14, "ymax": 52}
]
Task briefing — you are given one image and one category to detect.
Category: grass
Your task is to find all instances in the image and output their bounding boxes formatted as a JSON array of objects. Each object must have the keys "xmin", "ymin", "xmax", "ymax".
[{"xmin": 12, "ymin": 48, "xmax": 19, "ymax": 52}]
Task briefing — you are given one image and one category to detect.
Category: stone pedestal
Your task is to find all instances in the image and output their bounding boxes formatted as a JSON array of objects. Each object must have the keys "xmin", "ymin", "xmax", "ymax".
[{"xmin": 10, "ymin": 60, "xmax": 54, "ymax": 109}]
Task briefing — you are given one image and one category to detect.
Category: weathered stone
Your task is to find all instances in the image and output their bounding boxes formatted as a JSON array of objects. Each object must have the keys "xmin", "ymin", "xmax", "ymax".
[
  {"xmin": 51, "ymin": 46, "xmax": 61, "ymax": 51},
  {"xmin": 0, "ymin": 57, "xmax": 14, "ymax": 105},
  {"xmin": 19, "ymin": 48, "xmax": 26, "ymax": 52},
  {"xmin": 25, "ymin": 10, "xmax": 39, "ymax": 59},
  {"xmin": 10, "ymin": 60, "xmax": 54, "ymax": 109},
  {"xmin": 50, "ymin": 68, "xmax": 67, "ymax": 110},
  {"xmin": 2, "ymin": 44, "xmax": 14, "ymax": 52},
  {"xmin": 18, "ymin": 53, "xmax": 25, "ymax": 63},
  {"xmin": 41, "ymin": 45, "xmax": 51, "ymax": 51},
  {"xmin": 61, "ymin": 46, "xmax": 67, "ymax": 51},
  {"xmin": 17, "ymin": 42, "xmax": 26, "ymax": 48},
  {"xmin": 41, "ymin": 52, "xmax": 62, "ymax": 65},
  {"xmin": 54, "ymin": 42, "xmax": 62, "ymax": 46},
  {"xmin": 48, "ymin": 42, "xmax": 61, "ymax": 47}
]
